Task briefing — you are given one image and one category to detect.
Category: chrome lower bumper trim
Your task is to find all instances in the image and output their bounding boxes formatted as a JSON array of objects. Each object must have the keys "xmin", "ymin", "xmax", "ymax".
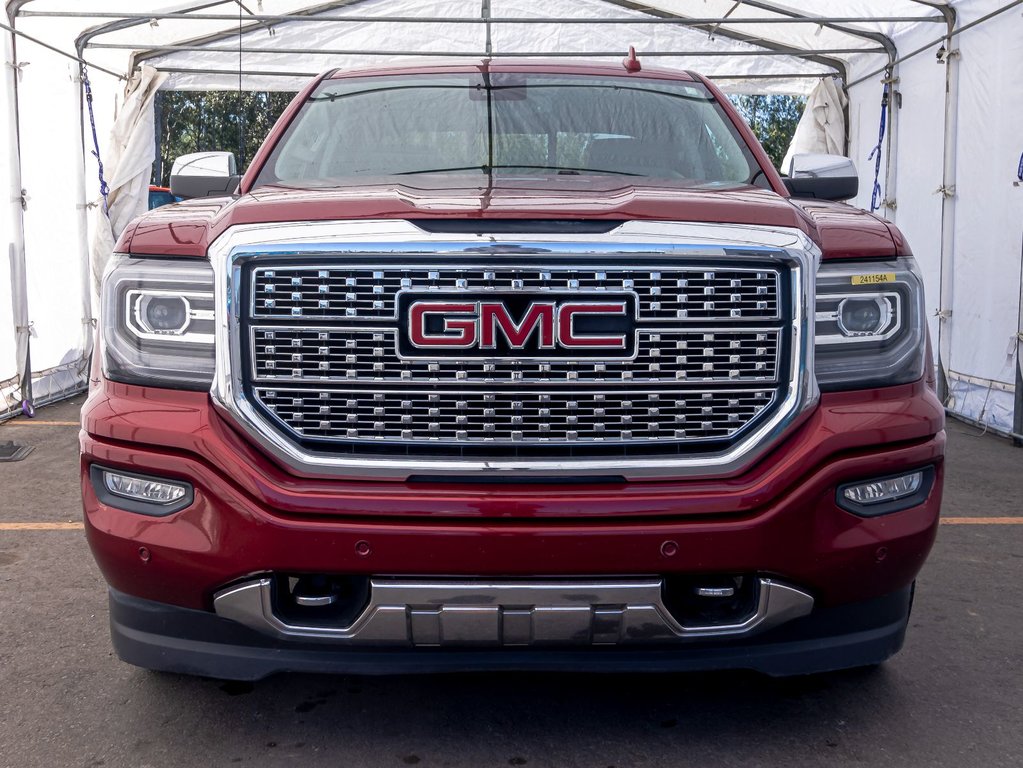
[{"xmin": 213, "ymin": 577, "xmax": 814, "ymax": 647}]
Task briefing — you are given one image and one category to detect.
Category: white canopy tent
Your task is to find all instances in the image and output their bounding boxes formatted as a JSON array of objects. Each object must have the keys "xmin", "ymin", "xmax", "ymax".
[{"xmin": 2, "ymin": 0, "xmax": 1022, "ymax": 435}]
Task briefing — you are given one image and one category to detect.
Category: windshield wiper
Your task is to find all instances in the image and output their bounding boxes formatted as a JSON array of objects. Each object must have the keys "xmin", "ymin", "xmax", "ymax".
[{"xmin": 395, "ymin": 164, "xmax": 642, "ymax": 177}]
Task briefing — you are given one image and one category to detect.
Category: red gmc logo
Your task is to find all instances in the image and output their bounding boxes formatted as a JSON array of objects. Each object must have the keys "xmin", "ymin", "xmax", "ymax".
[{"xmin": 397, "ymin": 293, "xmax": 637, "ymax": 359}]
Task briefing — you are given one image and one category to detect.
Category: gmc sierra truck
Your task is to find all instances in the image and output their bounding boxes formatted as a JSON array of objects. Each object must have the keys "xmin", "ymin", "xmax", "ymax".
[{"xmin": 81, "ymin": 59, "xmax": 944, "ymax": 680}]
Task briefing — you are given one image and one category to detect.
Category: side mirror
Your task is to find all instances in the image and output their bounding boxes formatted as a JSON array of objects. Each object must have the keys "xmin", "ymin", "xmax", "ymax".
[
  {"xmin": 783, "ymin": 153, "xmax": 858, "ymax": 201},
  {"xmin": 169, "ymin": 151, "xmax": 241, "ymax": 199}
]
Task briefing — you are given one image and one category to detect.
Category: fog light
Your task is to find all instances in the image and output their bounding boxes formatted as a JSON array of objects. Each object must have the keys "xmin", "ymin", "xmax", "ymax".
[
  {"xmin": 837, "ymin": 296, "xmax": 891, "ymax": 337},
  {"xmin": 104, "ymin": 471, "xmax": 187, "ymax": 504},
  {"xmin": 837, "ymin": 469, "xmax": 932, "ymax": 517},
  {"xmin": 843, "ymin": 472, "xmax": 922, "ymax": 505},
  {"xmin": 91, "ymin": 465, "xmax": 194, "ymax": 516}
]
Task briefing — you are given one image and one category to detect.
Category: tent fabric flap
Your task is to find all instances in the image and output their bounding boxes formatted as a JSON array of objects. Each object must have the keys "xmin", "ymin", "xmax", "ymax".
[
  {"xmin": 782, "ymin": 77, "xmax": 848, "ymax": 174},
  {"xmin": 89, "ymin": 65, "xmax": 168, "ymax": 294}
]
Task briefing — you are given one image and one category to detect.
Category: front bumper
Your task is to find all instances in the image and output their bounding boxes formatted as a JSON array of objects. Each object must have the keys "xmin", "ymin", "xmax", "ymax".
[
  {"xmin": 82, "ymin": 377, "xmax": 943, "ymax": 673},
  {"xmin": 109, "ymin": 585, "xmax": 915, "ymax": 679}
]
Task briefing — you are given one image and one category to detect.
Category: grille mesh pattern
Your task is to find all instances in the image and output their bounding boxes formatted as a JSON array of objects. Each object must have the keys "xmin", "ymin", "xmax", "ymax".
[
  {"xmin": 243, "ymin": 260, "xmax": 789, "ymax": 451},
  {"xmin": 251, "ymin": 327, "xmax": 781, "ymax": 385},
  {"xmin": 251, "ymin": 266, "xmax": 781, "ymax": 322},
  {"xmin": 255, "ymin": 388, "xmax": 777, "ymax": 444}
]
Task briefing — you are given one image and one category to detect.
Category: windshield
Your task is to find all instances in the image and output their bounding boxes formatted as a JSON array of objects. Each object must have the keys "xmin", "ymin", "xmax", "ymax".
[{"xmin": 254, "ymin": 72, "xmax": 763, "ymax": 188}]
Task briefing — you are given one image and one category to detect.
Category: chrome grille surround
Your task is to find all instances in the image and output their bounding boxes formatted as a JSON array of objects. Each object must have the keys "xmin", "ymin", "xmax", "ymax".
[{"xmin": 210, "ymin": 220, "xmax": 819, "ymax": 479}]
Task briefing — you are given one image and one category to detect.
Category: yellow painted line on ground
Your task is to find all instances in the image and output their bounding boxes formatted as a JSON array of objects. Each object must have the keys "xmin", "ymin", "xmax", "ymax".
[
  {"xmin": 2, "ymin": 420, "xmax": 79, "ymax": 426},
  {"xmin": 941, "ymin": 517, "xmax": 1023, "ymax": 525}
]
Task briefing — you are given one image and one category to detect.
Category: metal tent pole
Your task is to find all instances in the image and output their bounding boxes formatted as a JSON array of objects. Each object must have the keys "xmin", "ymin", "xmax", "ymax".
[
  {"xmin": 20, "ymin": 11, "xmax": 948, "ymax": 25},
  {"xmin": 1, "ymin": 21, "xmax": 32, "ymax": 418},
  {"xmin": 1015, "ymin": 233, "xmax": 1023, "ymax": 446},
  {"xmin": 935, "ymin": 13, "xmax": 960, "ymax": 405},
  {"xmin": 104, "ymin": 43, "xmax": 884, "ymax": 57}
]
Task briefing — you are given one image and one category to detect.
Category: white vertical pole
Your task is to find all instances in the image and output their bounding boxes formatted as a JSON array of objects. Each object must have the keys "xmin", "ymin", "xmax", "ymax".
[
  {"xmin": 2, "ymin": 25, "xmax": 32, "ymax": 411},
  {"xmin": 936, "ymin": 25, "xmax": 961, "ymax": 403},
  {"xmin": 71, "ymin": 61, "xmax": 95, "ymax": 370}
]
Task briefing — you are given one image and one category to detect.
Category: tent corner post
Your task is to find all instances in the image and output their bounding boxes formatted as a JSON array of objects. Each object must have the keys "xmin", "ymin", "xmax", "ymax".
[
  {"xmin": 2, "ymin": 15, "xmax": 32, "ymax": 413},
  {"xmin": 879, "ymin": 58, "xmax": 899, "ymax": 223},
  {"xmin": 71, "ymin": 60, "xmax": 95, "ymax": 370},
  {"xmin": 1014, "ymin": 353, "xmax": 1023, "ymax": 448},
  {"xmin": 935, "ymin": 8, "xmax": 960, "ymax": 405},
  {"xmin": 1014, "ymin": 237, "xmax": 1023, "ymax": 447}
]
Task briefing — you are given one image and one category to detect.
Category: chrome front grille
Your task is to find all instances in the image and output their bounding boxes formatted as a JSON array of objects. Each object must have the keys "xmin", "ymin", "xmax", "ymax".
[
  {"xmin": 241, "ymin": 259, "xmax": 792, "ymax": 456},
  {"xmin": 252, "ymin": 266, "xmax": 781, "ymax": 322}
]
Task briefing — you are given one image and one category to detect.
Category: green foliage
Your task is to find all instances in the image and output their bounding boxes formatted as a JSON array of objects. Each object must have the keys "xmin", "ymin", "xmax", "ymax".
[
  {"xmin": 153, "ymin": 90, "xmax": 296, "ymax": 186},
  {"xmin": 727, "ymin": 94, "xmax": 807, "ymax": 172}
]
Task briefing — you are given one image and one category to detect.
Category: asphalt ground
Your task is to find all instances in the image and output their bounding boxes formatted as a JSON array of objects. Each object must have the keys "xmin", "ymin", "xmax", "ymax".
[{"xmin": 0, "ymin": 398, "xmax": 1021, "ymax": 768}]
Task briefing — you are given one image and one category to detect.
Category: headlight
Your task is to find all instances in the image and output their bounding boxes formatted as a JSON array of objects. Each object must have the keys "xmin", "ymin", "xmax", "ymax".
[
  {"xmin": 101, "ymin": 255, "xmax": 215, "ymax": 389},
  {"xmin": 815, "ymin": 257, "xmax": 926, "ymax": 390}
]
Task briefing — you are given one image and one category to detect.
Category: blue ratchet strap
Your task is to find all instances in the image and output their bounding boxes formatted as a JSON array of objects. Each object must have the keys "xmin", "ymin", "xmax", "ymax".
[
  {"xmin": 82, "ymin": 66, "xmax": 110, "ymax": 215},
  {"xmin": 867, "ymin": 82, "xmax": 889, "ymax": 213}
]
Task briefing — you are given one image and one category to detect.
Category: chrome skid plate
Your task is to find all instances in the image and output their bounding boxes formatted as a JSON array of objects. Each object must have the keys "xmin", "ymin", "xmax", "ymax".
[{"xmin": 213, "ymin": 577, "xmax": 813, "ymax": 647}]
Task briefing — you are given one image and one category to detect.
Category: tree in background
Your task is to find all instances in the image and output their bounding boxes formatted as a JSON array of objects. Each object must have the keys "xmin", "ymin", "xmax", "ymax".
[
  {"xmin": 153, "ymin": 90, "xmax": 296, "ymax": 186},
  {"xmin": 728, "ymin": 94, "xmax": 806, "ymax": 172}
]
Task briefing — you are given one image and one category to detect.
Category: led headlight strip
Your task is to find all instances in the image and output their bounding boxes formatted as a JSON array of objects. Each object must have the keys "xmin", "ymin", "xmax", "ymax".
[
  {"xmin": 815, "ymin": 257, "xmax": 927, "ymax": 391},
  {"xmin": 101, "ymin": 255, "xmax": 216, "ymax": 389}
]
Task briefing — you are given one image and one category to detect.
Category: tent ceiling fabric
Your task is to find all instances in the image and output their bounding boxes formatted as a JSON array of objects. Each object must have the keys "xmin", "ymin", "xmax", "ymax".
[{"xmin": 11, "ymin": 0, "xmax": 951, "ymax": 95}]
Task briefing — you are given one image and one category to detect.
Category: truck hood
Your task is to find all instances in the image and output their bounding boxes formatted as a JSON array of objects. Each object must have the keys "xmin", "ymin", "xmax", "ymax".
[{"xmin": 122, "ymin": 176, "xmax": 901, "ymax": 260}]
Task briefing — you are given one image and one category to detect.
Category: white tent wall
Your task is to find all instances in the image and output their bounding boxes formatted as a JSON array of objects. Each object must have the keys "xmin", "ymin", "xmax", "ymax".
[
  {"xmin": 0, "ymin": 12, "xmax": 124, "ymax": 415},
  {"xmin": 844, "ymin": 79, "xmax": 883, "ymax": 212},
  {"xmin": 882, "ymin": 20, "xmax": 946, "ymax": 371},
  {"xmin": 845, "ymin": 20, "xmax": 948, "ymax": 384},
  {"xmin": 943, "ymin": 4, "xmax": 1023, "ymax": 431},
  {"xmin": 843, "ymin": 3, "xmax": 1023, "ymax": 433},
  {"xmin": 15, "ymin": 41, "xmax": 92, "ymax": 402}
]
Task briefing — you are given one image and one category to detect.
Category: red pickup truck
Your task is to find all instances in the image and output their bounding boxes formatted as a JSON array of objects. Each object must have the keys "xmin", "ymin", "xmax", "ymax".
[{"xmin": 82, "ymin": 60, "xmax": 943, "ymax": 680}]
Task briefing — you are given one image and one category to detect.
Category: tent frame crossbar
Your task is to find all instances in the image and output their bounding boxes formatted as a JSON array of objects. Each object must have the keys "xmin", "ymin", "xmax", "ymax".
[
  {"xmin": 0, "ymin": 18, "xmax": 122, "ymax": 78},
  {"xmin": 18, "ymin": 11, "xmax": 947, "ymax": 25},
  {"xmin": 100, "ymin": 43, "xmax": 886, "ymax": 57},
  {"xmin": 153, "ymin": 65, "xmax": 838, "ymax": 80}
]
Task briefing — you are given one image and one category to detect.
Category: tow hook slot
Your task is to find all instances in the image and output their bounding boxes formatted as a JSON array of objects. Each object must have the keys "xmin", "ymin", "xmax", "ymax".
[
  {"xmin": 272, "ymin": 574, "xmax": 369, "ymax": 629},
  {"xmin": 663, "ymin": 574, "xmax": 761, "ymax": 628}
]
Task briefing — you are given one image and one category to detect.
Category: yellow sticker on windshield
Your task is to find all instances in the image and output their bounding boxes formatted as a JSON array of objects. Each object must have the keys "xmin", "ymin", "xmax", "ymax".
[{"xmin": 851, "ymin": 273, "xmax": 896, "ymax": 285}]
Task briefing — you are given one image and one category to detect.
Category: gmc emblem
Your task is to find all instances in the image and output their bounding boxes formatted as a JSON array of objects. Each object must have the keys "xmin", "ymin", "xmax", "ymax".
[{"xmin": 396, "ymin": 292, "xmax": 638, "ymax": 359}]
